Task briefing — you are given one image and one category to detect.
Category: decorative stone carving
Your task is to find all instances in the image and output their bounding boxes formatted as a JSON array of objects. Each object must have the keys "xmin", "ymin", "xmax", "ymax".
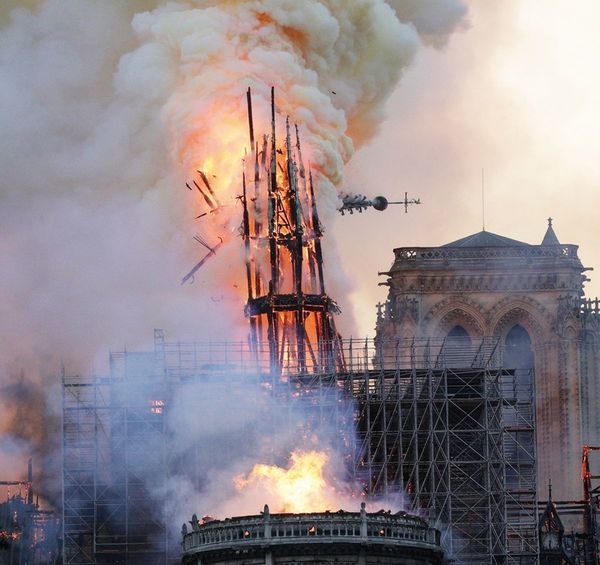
[
  {"xmin": 488, "ymin": 295, "xmax": 552, "ymax": 340},
  {"xmin": 556, "ymin": 295, "xmax": 582, "ymax": 336},
  {"xmin": 395, "ymin": 297, "xmax": 419, "ymax": 324},
  {"xmin": 422, "ymin": 295, "xmax": 486, "ymax": 336},
  {"xmin": 491, "ymin": 306, "xmax": 546, "ymax": 346},
  {"xmin": 438, "ymin": 308, "xmax": 484, "ymax": 337}
]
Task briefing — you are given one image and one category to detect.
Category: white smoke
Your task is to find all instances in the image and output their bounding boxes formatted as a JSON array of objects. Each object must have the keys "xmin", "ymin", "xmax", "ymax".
[
  {"xmin": 0, "ymin": 0, "xmax": 467, "ymax": 493},
  {"xmin": 155, "ymin": 377, "xmax": 357, "ymax": 529},
  {"xmin": 389, "ymin": 0, "xmax": 469, "ymax": 47}
]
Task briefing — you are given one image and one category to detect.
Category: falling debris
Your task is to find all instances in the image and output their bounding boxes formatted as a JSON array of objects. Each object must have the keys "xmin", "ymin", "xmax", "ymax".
[{"xmin": 181, "ymin": 235, "xmax": 223, "ymax": 285}]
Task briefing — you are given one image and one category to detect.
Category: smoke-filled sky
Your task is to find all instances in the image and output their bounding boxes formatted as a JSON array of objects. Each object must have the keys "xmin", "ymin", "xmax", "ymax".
[
  {"xmin": 0, "ymin": 0, "xmax": 466, "ymax": 487},
  {"xmin": 337, "ymin": 0, "xmax": 600, "ymax": 334},
  {"xmin": 0, "ymin": 0, "xmax": 599, "ymax": 487},
  {"xmin": 0, "ymin": 0, "xmax": 468, "ymax": 380}
]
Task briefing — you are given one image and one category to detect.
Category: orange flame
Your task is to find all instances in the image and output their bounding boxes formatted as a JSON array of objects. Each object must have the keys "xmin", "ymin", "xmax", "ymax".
[{"xmin": 234, "ymin": 450, "xmax": 339, "ymax": 513}]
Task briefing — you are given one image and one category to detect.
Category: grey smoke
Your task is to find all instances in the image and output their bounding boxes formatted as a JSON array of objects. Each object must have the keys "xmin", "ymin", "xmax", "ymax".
[{"xmin": 0, "ymin": 0, "xmax": 467, "ymax": 502}]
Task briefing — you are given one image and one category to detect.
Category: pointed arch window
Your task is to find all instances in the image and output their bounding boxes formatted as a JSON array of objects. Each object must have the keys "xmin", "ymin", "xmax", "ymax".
[
  {"xmin": 447, "ymin": 325, "xmax": 471, "ymax": 345},
  {"xmin": 505, "ymin": 324, "xmax": 533, "ymax": 370},
  {"xmin": 504, "ymin": 324, "xmax": 534, "ymax": 408}
]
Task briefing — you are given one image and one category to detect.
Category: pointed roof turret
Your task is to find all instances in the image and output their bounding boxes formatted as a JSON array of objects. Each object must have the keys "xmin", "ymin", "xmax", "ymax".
[
  {"xmin": 541, "ymin": 217, "xmax": 560, "ymax": 246},
  {"xmin": 539, "ymin": 479, "xmax": 564, "ymax": 534}
]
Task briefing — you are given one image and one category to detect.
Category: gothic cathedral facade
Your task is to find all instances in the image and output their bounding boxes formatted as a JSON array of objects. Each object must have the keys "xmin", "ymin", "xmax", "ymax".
[{"xmin": 375, "ymin": 221, "xmax": 600, "ymax": 500}]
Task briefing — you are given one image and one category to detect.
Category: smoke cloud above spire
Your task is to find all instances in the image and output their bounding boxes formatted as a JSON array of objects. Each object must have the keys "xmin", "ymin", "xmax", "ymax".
[{"xmin": 0, "ymin": 0, "xmax": 467, "ymax": 491}]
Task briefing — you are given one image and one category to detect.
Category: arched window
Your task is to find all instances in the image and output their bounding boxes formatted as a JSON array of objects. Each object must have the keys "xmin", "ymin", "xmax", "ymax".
[
  {"xmin": 447, "ymin": 325, "xmax": 471, "ymax": 344},
  {"xmin": 504, "ymin": 324, "xmax": 535, "ymax": 488},
  {"xmin": 504, "ymin": 324, "xmax": 534, "ymax": 406},
  {"xmin": 505, "ymin": 325, "xmax": 533, "ymax": 370},
  {"xmin": 444, "ymin": 325, "xmax": 471, "ymax": 368}
]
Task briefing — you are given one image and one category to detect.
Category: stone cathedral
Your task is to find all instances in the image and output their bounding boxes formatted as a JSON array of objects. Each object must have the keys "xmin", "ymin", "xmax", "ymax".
[{"xmin": 375, "ymin": 219, "xmax": 600, "ymax": 501}]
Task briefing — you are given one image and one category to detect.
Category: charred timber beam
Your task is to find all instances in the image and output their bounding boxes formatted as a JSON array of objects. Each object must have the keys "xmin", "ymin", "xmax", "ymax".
[{"xmin": 245, "ymin": 294, "xmax": 340, "ymax": 317}]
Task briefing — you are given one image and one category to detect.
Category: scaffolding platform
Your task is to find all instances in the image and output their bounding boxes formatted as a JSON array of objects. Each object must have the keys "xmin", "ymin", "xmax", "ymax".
[{"xmin": 62, "ymin": 335, "xmax": 537, "ymax": 564}]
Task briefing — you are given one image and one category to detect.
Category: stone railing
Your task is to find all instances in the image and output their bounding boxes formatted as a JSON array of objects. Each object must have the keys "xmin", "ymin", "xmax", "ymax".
[
  {"xmin": 181, "ymin": 503, "xmax": 440, "ymax": 555},
  {"xmin": 391, "ymin": 244, "xmax": 580, "ymax": 264},
  {"xmin": 581, "ymin": 298, "xmax": 600, "ymax": 315}
]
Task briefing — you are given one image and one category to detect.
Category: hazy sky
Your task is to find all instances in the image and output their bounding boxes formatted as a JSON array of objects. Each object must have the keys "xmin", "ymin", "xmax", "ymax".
[{"xmin": 335, "ymin": 0, "xmax": 600, "ymax": 336}]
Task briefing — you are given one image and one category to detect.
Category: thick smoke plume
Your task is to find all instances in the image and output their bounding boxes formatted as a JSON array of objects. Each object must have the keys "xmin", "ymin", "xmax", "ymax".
[{"xmin": 0, "ymin": 0, "xmax": 467, "ymax": 502}]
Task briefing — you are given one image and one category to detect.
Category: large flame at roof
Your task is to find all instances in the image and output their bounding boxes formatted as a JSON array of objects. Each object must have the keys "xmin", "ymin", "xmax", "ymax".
[
  {"xmin": 234, "ymin": 450, "xmax": 355, "ymax": 513},
  {"xmin": 128, "ymin": 0, "xmax": 465, "ymax": 302}
]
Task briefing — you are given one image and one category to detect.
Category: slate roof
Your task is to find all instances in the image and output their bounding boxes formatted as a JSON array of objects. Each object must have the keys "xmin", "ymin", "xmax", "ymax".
[
  {"xmin": 541, "ymin": 222, "xmax": 561, "ymax": 245},
  {"xmin": 442, "ymin": 230, "xmax": 530, "ymax": 248}
]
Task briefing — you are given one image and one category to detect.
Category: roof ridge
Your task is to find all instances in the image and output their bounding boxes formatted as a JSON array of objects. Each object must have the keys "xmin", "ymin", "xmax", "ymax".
[{"xmin": 442, "ymin": 230, "xmax": 530, "ymax": 248}]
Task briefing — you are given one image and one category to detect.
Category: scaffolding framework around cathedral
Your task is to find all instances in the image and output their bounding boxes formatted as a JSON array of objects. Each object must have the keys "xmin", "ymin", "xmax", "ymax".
[{"xmin": 62, "ymin": 334, "xmax": 537, "ymax": 564}]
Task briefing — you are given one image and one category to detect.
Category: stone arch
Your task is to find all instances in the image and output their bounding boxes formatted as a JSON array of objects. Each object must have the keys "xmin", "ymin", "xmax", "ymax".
[
  {"xmin": 422, "ymin": 295, "xmax": 486, "ymax": 338},
  {"xmin": 438, "ymin": 310, "xmax": 483, "ymax": 337},
  {"xmin": 489, "ymin": 296, "xmax": 551, "ymax": 348},
  {"xmin": 563, "ymin": 325, "xmax": 578, "ymax": 340}
]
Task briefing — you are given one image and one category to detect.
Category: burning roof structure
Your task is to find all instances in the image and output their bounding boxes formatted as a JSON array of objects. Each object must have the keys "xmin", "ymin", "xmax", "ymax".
[
  {"xmin": 60, "ymin": 90, "xmax": 539, "ymax": 565},
  {"xmin": 240, "ymin": 88, "xmax": 345, "ymax": 375},
  {"xmin": 0, "ymin": 460, "xmax": 60, "ymax": 565}
]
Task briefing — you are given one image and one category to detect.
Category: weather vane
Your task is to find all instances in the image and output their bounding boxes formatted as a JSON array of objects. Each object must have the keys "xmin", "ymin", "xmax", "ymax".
[{"xmin": 338, "ymin": 191, "xmax": 421, "ymax": 215}]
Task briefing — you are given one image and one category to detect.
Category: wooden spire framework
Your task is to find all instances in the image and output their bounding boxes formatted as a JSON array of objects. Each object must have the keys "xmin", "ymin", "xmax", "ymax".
[{"xmin": 241, "ymin": 88, "xmax": 343, "ymax": 375}]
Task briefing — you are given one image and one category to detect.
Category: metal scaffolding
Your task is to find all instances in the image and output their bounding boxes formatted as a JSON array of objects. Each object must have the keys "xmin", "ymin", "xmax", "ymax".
[
  {"xmin": 62, "ymin": 351, "xmax": 171, "ymax": 564},
  {"xmin": 62, "ymin": 334, "xmax": 537, "ymax": 564},
  {"xmin": 347, "ymin": 338, "xmax": 537, "ymax": 564}
]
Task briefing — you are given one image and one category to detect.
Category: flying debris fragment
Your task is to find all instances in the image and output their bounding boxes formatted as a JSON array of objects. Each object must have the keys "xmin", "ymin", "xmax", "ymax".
[
  {"xmin": 197, "ymin": 170, "xmax": 221, "ymax": 207},
  {"xmin": 185, "ymin": 170, "xmax": 225, "ymax": 219},
  {"xmin": 181, "ymin": 235, "xmax": 223, "ymax": 285}
]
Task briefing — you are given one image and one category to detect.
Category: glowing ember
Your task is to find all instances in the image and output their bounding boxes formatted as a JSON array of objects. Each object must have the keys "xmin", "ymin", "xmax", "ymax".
[
  {"xmin": 235, "ymin": 450, "xmax": 338, "ymax": 513},
  {"xmin": 150, "ymin": 399, "xmax": 164, "ymax": 414}
]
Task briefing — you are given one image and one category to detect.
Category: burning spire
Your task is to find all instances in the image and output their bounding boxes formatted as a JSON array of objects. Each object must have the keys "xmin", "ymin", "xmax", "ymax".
[{"xmin": 242, "ymin": 88, "xmax": 343, "ymax": 375}]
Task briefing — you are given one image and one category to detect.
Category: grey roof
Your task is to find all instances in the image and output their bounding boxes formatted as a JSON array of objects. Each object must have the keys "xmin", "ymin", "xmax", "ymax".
[
  {"xmin": 442, "ymin": 230, "xmax": 530, "ymax": 248},
  {"xmin": 541, "ymin": 221, "xmax": 561, "ymax": 245}
]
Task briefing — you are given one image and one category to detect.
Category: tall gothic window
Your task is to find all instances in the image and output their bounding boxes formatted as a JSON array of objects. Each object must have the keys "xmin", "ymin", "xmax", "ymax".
[
  {"xmin": 505, "ymin": 325, "xmax": 534, "ymax": 370},
  {"xmin": 504, "ymin": 324, "xmax": 535, "ymax": 488},
  {"xmin": 445, "ymin": 325, "xmax": 471, "ymax": 367},
  {"xmin": 505, "ymin": 324, "xmax": 534, "ymax": 408}
]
